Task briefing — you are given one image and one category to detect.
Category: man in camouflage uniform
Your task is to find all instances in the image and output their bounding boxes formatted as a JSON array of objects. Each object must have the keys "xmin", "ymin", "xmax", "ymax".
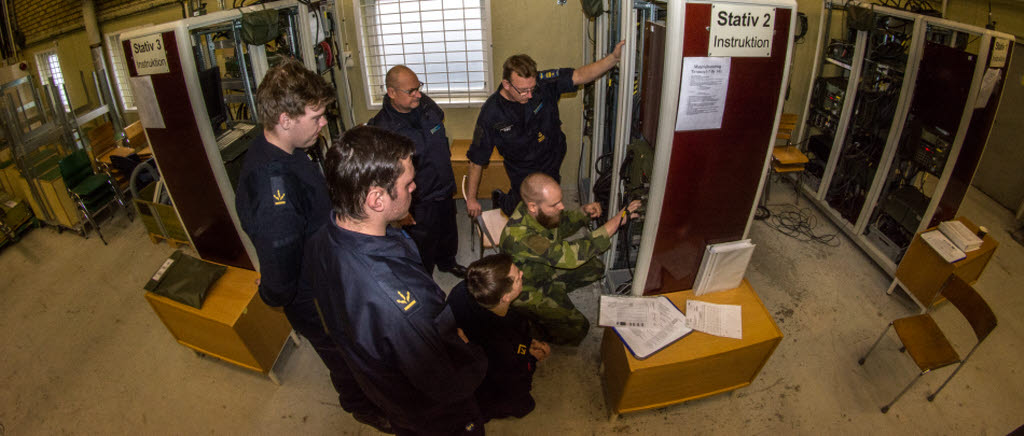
[{"xmin": 499, "ymin": 173, "xmax": 641, "ymax": 345}]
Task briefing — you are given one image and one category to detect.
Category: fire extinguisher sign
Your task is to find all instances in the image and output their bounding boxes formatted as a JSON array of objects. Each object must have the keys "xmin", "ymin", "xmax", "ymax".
[{"xmin": 708, "ymin": 4, "xmax": 775, "ymax": 58}]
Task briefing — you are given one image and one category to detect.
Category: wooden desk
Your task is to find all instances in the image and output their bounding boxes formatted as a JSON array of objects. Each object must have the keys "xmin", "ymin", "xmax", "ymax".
[
  {"xmin": 601, "ymin": 280, "xmax": 782, "ymax": 417},
  {"xmin": 450, "ymin": 139, "xmax": 510, "ymax": 198},
  {"xmin": 887, "ymin": 217, "xmax": 998, "ymax": 312},
  {"xmin": 145, "ymin": 265, "xmax": 295, "ymax": 383}
]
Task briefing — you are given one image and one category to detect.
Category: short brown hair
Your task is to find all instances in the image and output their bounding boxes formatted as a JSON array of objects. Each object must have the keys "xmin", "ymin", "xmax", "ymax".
[
  {"xmin": 502, "ymin": 54, "xmax": 537, "ymax": 82},
  {"xmin": 325, "ymin": 125, "xmax": 414, "ymax": 221},
  {"xmin": 466, "ymin": 253, "xmax": 515, "ymax": 308},
  {"xmin": 256, "ymin": 57, "xmax": 335, "ymax": 128}
]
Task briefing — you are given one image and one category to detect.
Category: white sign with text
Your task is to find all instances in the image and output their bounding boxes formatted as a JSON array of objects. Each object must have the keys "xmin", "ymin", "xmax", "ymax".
[
  {"xmin": 130, "ymin": 34, "xmax": 170, "ymax": 75},
  {"xmin": 708, "ymin": 4, "xmax": 775, "ymax": 57}
]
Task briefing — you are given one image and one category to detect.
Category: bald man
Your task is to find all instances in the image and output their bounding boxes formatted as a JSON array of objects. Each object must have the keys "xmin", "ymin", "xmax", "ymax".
[
  {"xmin": 498, "ymin": 173, "xmax": 640, "ymax": 345},
  {"xmin": 369, "ymin": 65, "xmax": 467, "ymax": 278}
]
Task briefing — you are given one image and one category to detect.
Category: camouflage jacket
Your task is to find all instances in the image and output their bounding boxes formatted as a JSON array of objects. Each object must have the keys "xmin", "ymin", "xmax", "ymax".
[{"xmin": 499, "ymin": 201, "xmax": 611, "ymax": 272}]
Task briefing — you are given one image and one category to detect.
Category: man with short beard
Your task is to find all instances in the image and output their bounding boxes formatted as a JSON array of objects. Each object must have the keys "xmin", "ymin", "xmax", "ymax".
[{"xmin": 498, "ymin": 173, "xmax": 640, "ymax": 346}]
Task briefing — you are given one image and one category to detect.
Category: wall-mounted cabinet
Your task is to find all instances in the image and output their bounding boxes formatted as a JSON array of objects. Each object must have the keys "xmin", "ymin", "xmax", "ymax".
[{"xmin": 797, "ymin": 0, "xmax": 1014, "ymax": 273}]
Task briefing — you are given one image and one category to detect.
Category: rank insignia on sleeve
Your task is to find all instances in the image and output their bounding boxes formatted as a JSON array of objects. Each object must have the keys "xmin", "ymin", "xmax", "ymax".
[
  {"xmin": 539, "ymin": 70, "xmax": 557, "ymax": 80},
  {"xmin": 430, "ymin": 123, "xmax": 442, "ymax": 134},
  {"xmin": 537, "ymin": 132, "xmax": 546, "ymax": 143},
  {"xmin": 270, "ymin": 176, "xmax": 287, "ymax": 206},
  {"xmin": 395, "ymin": 290, "xmax": 417, "ymax": 311},
  {"xmin": 517, "ymin": 344, "xmax": 528, "ymax": 355}
]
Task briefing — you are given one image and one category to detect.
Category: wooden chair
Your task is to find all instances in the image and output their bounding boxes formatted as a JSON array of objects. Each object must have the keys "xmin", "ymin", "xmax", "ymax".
[
  {"xmin": 763, "ymin": 113, "xmax": 808, "ymax": 205},
  {"xmin": 858, "ymin": 275, "xmax": 997, "ymax": 413},
  {"xmin": 462, "ymin": 175, "xmax": 506, "ymax": 258},
  {"xmin": 124, "ymin": 120, "xmax": 148, "ymax": 150}
]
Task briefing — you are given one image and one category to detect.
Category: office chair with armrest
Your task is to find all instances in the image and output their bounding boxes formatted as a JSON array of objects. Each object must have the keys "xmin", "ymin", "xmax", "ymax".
[
  {"xmin": 58, "ymin": 149, "xmax": 133, "ymax": 245},
  {"xmin": 858, "ymin": 275, "xmax": 997, "ymax": 413},
  {"xmin": 462, "ymin": 175, "xmax": 507, "ymax": 257}
]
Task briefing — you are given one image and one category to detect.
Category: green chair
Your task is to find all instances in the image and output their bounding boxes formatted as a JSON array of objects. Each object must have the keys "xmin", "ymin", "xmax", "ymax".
[{"xmin": 58, "ymin": 149, "xmax": 132, "ymax": 245}]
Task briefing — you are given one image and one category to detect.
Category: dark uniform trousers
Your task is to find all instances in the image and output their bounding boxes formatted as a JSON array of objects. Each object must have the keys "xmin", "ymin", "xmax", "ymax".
[
  {"xmin": 405, "ymin": 197, "xmax": 460, "ymax": 274},
  {"xmin": 368, "ymin": 94, "xmax": 460, "ymax": 275}
]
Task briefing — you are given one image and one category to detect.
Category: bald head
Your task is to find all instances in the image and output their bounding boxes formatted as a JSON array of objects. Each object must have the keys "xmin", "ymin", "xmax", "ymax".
[
  {"xmin": 521, "ymin": 173, "xmax": 564, "ymax": 228},
  {"xmin": 521, "ymin": 173, "xmax": 559, "ymax": 204},
  {"xmin": 385, "ymin": 65, "xmax": 415, "ymax": 89},
  {"xmin": 385, "ymin": 65, "xmax": 422, "ymax": 113}
]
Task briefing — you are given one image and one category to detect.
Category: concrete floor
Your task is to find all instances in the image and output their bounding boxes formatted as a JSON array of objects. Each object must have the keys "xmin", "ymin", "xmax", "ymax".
[{"xmin": 2, "ymin": 183, "xmax": 1022, "ymax": 435}]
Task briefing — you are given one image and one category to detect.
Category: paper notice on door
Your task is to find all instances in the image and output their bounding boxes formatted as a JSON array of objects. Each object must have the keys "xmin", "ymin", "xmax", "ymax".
[
  {"xmin": 675, "ymin": 57, "xmax": 731, "ymax": 131},
  {"xmin": 129, "ymin": 75, "xmax": 166, "ymax": 129}
]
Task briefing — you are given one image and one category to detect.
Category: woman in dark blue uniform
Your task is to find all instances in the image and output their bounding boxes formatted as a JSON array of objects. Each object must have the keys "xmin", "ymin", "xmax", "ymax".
[{"xmin": 447, "ymin": 253, "xmax": 551, "ymax": 422}]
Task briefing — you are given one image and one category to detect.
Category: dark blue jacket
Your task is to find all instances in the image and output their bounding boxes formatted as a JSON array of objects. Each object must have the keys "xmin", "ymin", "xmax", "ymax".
[
  {"xmin": 301, "ymin": 220, "xmax": 487, "ymax": 430},
  {"xmin": 368, "ymin": 94, "xmax": 455, "ymax": 203},
  {"xmin": 235, "ymin": 131, "xmax": 331, "ymax": 308},
  {"xmin": 448, "ymin": 281, "xmax": 537, "ymax": 419},
  {"xmin": 467, "ymin": 68, "xmax": 577, "ymax": 191}
]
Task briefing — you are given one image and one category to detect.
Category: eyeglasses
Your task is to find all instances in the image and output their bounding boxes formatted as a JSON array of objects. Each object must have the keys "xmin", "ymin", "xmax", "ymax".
[
  {"xmin": 392, "ymin": 82, "xmax": 423, "ymax": 95},
  {"xmin": 506, "ymin": 80, "xmax": 537, "ymax": 96}
]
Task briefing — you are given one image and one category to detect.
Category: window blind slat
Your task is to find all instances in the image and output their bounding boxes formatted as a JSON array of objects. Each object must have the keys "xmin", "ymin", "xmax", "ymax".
[{"xmin": 358, "ymin": 0, "xmax": 490, "ymax": 106}]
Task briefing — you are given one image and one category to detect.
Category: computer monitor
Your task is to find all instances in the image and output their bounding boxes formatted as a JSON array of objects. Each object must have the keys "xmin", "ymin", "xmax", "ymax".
[{"xmin": 197, "ymin": 66, "xmax": 227, "ymax": 136}]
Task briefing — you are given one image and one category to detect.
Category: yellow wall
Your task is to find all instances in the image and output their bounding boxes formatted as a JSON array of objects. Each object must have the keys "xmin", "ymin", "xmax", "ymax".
[{"xmin": 20, "ymin": 4, "xmax": 204, "ymax": 118}]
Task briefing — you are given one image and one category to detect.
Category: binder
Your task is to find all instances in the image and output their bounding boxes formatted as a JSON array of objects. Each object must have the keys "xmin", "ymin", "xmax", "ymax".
[{"xmin": 693, "ymin": 239, "xmax": 756, "ymax": 296}]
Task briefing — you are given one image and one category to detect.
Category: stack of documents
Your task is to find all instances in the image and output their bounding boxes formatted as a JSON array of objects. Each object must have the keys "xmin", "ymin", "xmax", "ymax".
[
  {"xmin": 938, "ymin": 220, "xmax": 983, "ymax": 252},
  {"xmin": 920, "ymin": 230, "xmax": 966, "ymax": 263},
  {"xmin": 599, "ymin": 296, "xmax": 744, "ymax": 359},
  {"xmin": 693, "ymin": 239, "xmax": 756, "ymax": 296},
  {"xmin": 599, "ymin": 296, "xmax": 692, "ymax": 359}
]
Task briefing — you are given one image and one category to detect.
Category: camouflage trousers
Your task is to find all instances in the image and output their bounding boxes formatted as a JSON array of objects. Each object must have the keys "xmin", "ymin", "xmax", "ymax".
[{"xmin": 511, "ymin": 257, "xmax": 605, "ymax": 346}]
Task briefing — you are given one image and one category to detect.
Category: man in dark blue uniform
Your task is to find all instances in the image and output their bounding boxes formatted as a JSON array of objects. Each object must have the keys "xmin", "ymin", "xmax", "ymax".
[
  {"xmin": 368, "ymin": 65, "xmax": 466, "ymax": 278},
  {"xmin": 464, "ymin": 42, "xmax": 625, "ymax": 217},
  {"xmin": 302, "ymin": 125, "xmax": 487, "ymax": 435},
  {"xmin": 447, "ymin": 253, "xmax": 551, "ymax": 422},
  {"xmin": 234, "ymin": 59, "xmax": 389, "ymax": 433}
]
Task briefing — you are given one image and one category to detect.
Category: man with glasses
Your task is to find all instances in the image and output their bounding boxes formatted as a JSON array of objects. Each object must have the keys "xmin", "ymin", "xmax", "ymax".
[
  {"xmin": 465, "ymin": 42, "xmax": 625, "ymax": 217},
  {"xmin": 369, "ymin": 65, "xmax": 467, "ymax": 278}
]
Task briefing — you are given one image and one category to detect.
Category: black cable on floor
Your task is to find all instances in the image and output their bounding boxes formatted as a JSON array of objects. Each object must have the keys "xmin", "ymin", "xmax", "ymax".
[{"xmin": 762, "ymin": 204, "xmax": 841, "ymax": 247}]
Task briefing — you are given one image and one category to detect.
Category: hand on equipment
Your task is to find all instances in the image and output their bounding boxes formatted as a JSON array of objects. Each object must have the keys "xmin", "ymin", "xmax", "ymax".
[{"xmin": 581, "ymin": 202, "xmax": 603, "ymax": 218}]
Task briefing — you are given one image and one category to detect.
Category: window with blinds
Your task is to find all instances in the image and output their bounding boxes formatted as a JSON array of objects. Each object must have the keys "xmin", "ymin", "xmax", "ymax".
[
  {"xmin": 354, "ymin": 0, "xmax": 493, "ymax": 107},
  {"xmin": 35, "ymin": 50, "xmax": 70, "ymax": 112},
  {"xmin": 106, "ymin": 32, "xmax": 136, "ymax": 111}
]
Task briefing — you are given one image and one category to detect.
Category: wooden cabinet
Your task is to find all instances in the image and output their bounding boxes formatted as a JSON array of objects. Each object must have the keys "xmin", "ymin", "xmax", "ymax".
[
  {"xmin": 888, "ymin": 216, "xmax": 998, "ymax": 312},
  {"xmin": 145, "ymin": 265, "xmax": 294, "ymax": 382},
  {"xmin": 450, "ymin": 139, "xmax": 510, "ymax": 198},
  {"xmin": 601, "ymin": 280, "xmax": 782, "ymax": 416}
]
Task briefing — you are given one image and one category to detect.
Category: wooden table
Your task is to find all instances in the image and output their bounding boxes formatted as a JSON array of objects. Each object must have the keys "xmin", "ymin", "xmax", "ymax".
[
  {"xmin": 601, "ymin": 280, "xmax": 782, "ymax": 418},
  {"xmin": 145, "ymin": 265, "xmax": 296, "ymax": 383},
  {"xmin": 887, "ymin": 216, "xmax": 998, "ymax": 312},
  {"xmin": 450, "ymin": 139, "xmax": 510, "ymax": 198}
]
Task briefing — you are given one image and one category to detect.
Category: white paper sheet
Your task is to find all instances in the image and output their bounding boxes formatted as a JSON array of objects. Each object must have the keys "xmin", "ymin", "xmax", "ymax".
[
  {"xmin": 675, "ymin": 57, "xmax": 731, "ymax": 131},
  {"xmin": 686, "ymin": 300, "xmax": 742, "ymax": 339},
  {"xmin": 129, "ymin": 75, "xmax": 166, "ymax": 129},
  {"xmin": 975, "ymin": 68, "xmax": 1002, "ymax": 109},
  {"xmin": 599, "ymin": 295, "xmax": 653, "ymax": 328},
  {"xmin": 612, "ymin": 297, "xmax": 692, "ymax": 359}
]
